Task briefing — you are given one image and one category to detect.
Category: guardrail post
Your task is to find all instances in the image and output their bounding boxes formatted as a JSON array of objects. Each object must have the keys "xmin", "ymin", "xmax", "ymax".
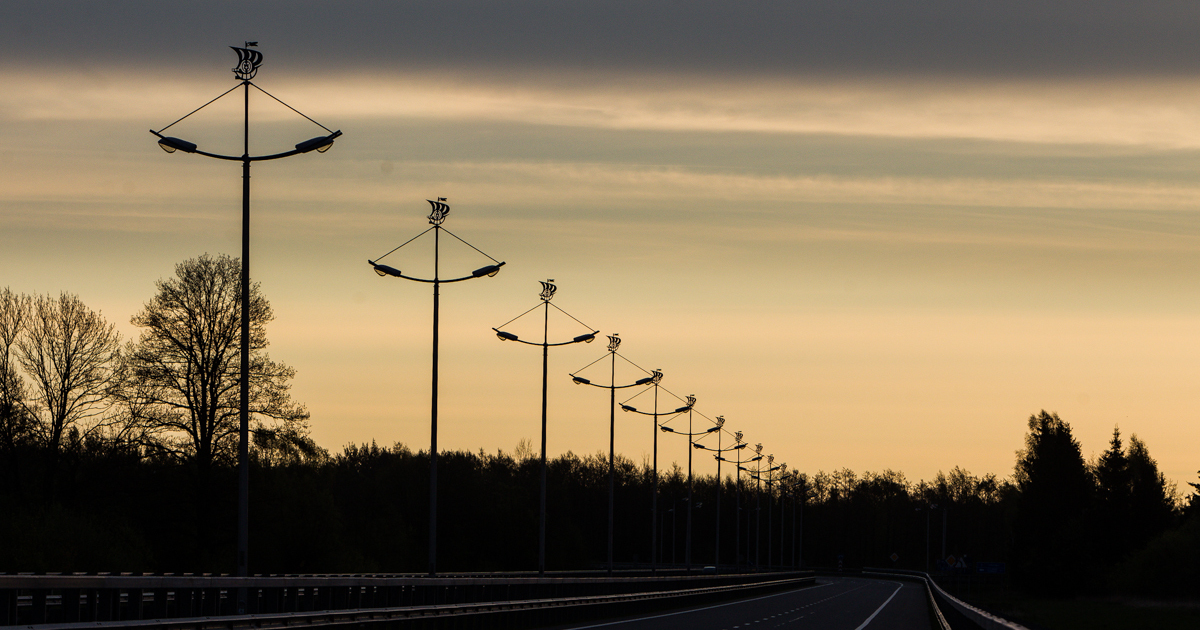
[
  {"xmin": 97, "ymin": 588, "xmax": 115, "ymax": 621},
  {"xmin": 30, "ymin": 588, "xmax": 46, "ymax": 624},
  {"xmin": 62, "ymin": 588, "xmax": 81, "ymax": 622},
  {"xmin": 129, "ymin": 587, "xmax": 144, "ymax": 620},
  {"xmin": 0, "ymin": 587, "xmax": 13, "ymax": 625}
]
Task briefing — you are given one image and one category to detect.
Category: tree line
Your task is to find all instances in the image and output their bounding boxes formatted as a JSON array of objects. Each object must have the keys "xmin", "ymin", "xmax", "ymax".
[{"xmin": 2, "ymin": 256, "xmax": 1198, "ymax": 600}]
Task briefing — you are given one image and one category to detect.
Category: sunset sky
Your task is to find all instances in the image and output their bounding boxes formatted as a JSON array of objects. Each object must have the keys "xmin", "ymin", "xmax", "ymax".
[{"xmin": 3, "ymin": 1, "xmax": 1200, "ymax": 489}]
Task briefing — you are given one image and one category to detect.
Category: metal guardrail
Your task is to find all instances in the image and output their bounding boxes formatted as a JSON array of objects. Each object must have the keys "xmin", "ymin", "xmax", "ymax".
[
  {"xmin": 0, "ymin": 570, "xmax": 815, "ymax": 628},
  {"xmin": 862, "ymin": 569, "xmax": 1028, "ymax": 630}
]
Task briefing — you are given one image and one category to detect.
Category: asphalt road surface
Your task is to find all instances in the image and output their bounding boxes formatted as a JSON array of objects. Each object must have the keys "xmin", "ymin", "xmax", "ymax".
[{"xmin": 556, "ymin": 577, "xmax": 932, "ymax": 630}]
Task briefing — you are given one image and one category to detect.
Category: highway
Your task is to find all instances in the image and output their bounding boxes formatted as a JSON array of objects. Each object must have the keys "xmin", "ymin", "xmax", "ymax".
[{"xmin": 555, "ymin": 577, "xmax": 932, "ymax": 630}]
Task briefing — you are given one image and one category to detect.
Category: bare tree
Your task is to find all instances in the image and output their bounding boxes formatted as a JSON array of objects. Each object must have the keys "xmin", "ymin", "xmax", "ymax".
[
  {"xmin": 15, "ymin": 292, "xmax": 121, "ymax": 451},
  {"xmin": 122, "ymin": 254, "xmax": 309, "ymax": 471},
  {"xmin": 0, "ymin": 288, "xmax": 35, "ymax": 450}
]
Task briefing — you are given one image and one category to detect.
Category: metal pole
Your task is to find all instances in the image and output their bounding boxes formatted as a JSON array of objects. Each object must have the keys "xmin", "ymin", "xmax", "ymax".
[
  {"xmin": 236, "ymin": 77, "xmax": 250, "ymax": 614},
  {"xmin": 780, "ymin": 482, "xmax": 786, "ymax": 568},
  {"xmin": 925, "ymin": 507, "xmax": 930, "ymax": 572},
  {"xmin": 755, "ymin": 462, "xmax": 761, "ymax": 569},
  {"xmin": 685, "ymin": 409, "xmax": 693, "ymax": 571},
  {"xmin": 671, "ymin": 504, "xmax": 677, "ymax": 565},
  {"xmin": 798, "ymin": 487, "xmax": 804, "ymax": 569},
  {"xmin": 650, "ymin": 383, "xmax": 659, "ymax": 574},
  {"xmin": 714, "ymin": 432, "xmax": 722, "ymax": 574},
  {"xmin": 429, "ymin": 227, "xmax": 440, "ymax": 578},
  {"xmin": 735, "ymin": 450, "xmax": 741, "ymax": 570},
  {"xmin": 791, "ymin": 489, "xmax": 797, "ymax": 568},
  {"xmin": 942, "ymin": 507, "xmax": 947, "ymax": 564},
  {"xmin": 607, "ymin": 351, "xmax": 615, "ymax": 575},
  {"xmin": 767, "ymin": 473, "xmax": 773, "ymax": 570},
  {"xmin": 538, "ymin": 301, "xmax": 549, "ymax": 576}
]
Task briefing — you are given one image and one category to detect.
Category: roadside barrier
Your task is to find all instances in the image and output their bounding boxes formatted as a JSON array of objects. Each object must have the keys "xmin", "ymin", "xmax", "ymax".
[
  {"xmin": 0, "ymin": 570, "xmax": 815, "ymax": 628},
  {"xmin": 862, "ymin": 568, "xmax": 1028, "ymax": 630}
]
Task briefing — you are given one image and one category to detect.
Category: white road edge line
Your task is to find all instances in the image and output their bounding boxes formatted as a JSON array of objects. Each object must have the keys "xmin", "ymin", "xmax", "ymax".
[
  {"xmin": 854, "ymin": 581, "xmax": 903, "ymax": 630},
  {"xmin": 562, "ymin": 581, "xmax": 835, "ymax": 629}
]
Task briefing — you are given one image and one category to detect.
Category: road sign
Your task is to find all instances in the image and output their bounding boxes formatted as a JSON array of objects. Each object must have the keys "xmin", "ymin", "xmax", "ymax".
[{"xmin": 890, "ymin": 553, "xmax": 899, "ymax": 562}]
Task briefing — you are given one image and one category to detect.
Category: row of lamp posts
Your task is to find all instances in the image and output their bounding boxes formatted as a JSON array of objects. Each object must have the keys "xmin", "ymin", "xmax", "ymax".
[{"xmin": 151, "ymin": 45, "xmax": 800, "ymax": 581}]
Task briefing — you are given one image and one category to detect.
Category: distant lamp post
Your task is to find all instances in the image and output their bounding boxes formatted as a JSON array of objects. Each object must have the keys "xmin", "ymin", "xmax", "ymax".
[
  {"xmin": 659, "ymin": 396, "xmax": 721, "ymax": 572},
  {"xmin": 620, "ymin": 372, "xmax": 692, "ymax": 573},
  {"xmin": 776, "ymin": 464, "xmax": 788, "ymax": 568},
  {"xmin": 570, "ymin": 335, "xmax": 655, "ymax": 574},
  {"xmin": 791, "ymin": 473, "xmax": 807, "ymax": 569},
  {"xmin": 150, "ymin": 43, "xmax": 341, "ymax": 608},
  {"xmin": 731, "ymin": 430, "xmax": 748, "ymax": 569},
  {"xmin": 742, "ymin": 443, "xmax": 766, "ymax": 568},
  {"xmin": 758, "ymin": 454, "xmax": 783, "ymax": 570},
  {"xmin": 368, "ymin": 198, "xmax": 505, "ymax": 577},
  {"xmin": 493, "ymin": 280, "xmax": 598, "ymax": 575},
  {"xmin": 694, "ymin": 417, "xmax": 746, "ymax": 574},
  {"xmin": 735, "ymin": 444, "xmax": 762, "ymax": 570}
]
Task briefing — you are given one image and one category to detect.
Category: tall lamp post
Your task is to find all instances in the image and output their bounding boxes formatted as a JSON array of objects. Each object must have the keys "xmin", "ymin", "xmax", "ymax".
[
  {"xmin": 761, "ymin": 455, "xmax": 783, "ymax": 570},
  {"xmin": 493, "ymin": 281, "xmax": 598, "ymax": 575},
  {"xmin": 694, "ymin": 418, "xmax": 746, "ymax": 574},
  {"xmin": 620, "ymin": 373, "xmax": 691, "ymax": 573},
  {"xmin": 777, "ymin": 464, "xmax": 788, "ymax": 568},
  {"xmin": 660, "ymin": 397, "xmax": 720, "ymax": 572},
  {"xmin": 368, "ymin": 198, "xmax": 505, "ymax": 577},
  {"xmin": 737, "ymin": 445, "xmax": 763, "ymax": 569},
  {"xmin": 570, "ymin": 335, "xmax": 655, "ymax": 574},
  {"xmin": 792, "ymin": 474, "xmax": 806, "ymax": 569},
  {"xmin": 151, "ymin": 44, "xmax": 341, "ymax": 607}
]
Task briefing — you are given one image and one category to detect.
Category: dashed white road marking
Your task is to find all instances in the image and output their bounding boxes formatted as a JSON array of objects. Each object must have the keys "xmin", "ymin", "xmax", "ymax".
[
  {"xmin": 853, "ymin": 581, "xmax": 904, "ymax": 630},
  {"xmin": 563, "ymin": 581, "xmax": 835, "ymax": 629}
]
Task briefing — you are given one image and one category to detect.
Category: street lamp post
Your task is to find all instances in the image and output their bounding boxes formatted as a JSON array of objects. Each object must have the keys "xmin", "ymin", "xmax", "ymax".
[
  {"xmin": 660, "ymin": 397, "xmax": 720, "ymax": 572},
  {"xmin": 778, "ymin": 465, "xmax": 788, "ymax": 568},
  {"xmin": 765, "ymin": 455, "xmax": 779, "ymax": 570},
  {"xmin": 493, "ymin": 281, "xmax": 597, "ymax": 575},
  {"xmin": 570, "ymin": 336, "xmax": 655, "ymax": 574},
  {"xmin": 752, "ymin": 444, "xmax": 764, "ymax": 568},
  {"xmin": 151, "ymin": 44, "xmax": 340, "ymax": 608},
  {"xmin": 794, "ymin": 475, "xmax": 806, "ymax": 569},
  {"xmin": 620, "ymin": 374, "xmax": 691, "ymax": 574},
  {"xmin": 694, "ymin": 419, "xmax": 747, "ymax": 574},
  {"xmin": 368, "ymin": 198, "xmax": 505, "ymax": 577},
  {"xmin": 738, "ymin": 446, "xmax": 763, "ymax": 569}
]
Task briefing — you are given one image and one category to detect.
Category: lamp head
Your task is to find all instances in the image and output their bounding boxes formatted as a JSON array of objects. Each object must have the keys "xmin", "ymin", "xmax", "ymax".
[
  {"xmin": 693, "ymin": 442, "xmax": 705, "ymax": 449},
  {"xmin": 660, "ymin": 425, "xmax": 674, "ymax": 433},
  {"xmin": 369, "ymin": 261, "xmax": 403, "ymax": 277},
  {"xmin": 705, "ymin": 426, "xmax": 720, "ymax": 433},
  {"xmin": 472, "ymin": 264, "xmax": 502, "ymax": 278},
  {"xmin": 295, "ymin": 132, "xmax": 338, "ymax": 154},
  {"xmin": 571, "ymin": 375, "xmax": 591, "ymax": 385},
  {"xmin": 634, "ymin": 376, "xmax": 655, "ymax": 386},
  {"xmin": 574, "ymin": 333, "xmax": 597, "ymax": 344},
  {"xmin": 496, "ymin": 331, "xmax": 518, "ymax": 342},
  {"xmin": 157, "ymin": 136, "xmax": 197, "ymax": 154},
  {"xmin": 620, "ymin": 404, "xmax": 637, "ymax": 413}
]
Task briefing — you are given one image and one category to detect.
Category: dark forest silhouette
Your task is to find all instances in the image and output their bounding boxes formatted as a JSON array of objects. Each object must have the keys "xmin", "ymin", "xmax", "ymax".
[{"xmin": 2, "ymin": 264, "xmax": 1199, "ymax": 601}]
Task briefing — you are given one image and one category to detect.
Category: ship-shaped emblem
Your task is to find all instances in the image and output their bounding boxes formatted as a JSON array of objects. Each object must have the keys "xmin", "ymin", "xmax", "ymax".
[
  {"xmin": 427, "ymin": 198, "xmax": 450, "ymax": 225},
  {"xmin": 231, "ymin": 44, "xmax": 263, "ymax": 80}
]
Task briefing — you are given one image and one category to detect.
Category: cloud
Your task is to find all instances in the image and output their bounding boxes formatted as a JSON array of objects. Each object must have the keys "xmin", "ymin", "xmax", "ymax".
[{"xmin": 5, "ymin": 1, "xmax": 1200, "ymax": 80}]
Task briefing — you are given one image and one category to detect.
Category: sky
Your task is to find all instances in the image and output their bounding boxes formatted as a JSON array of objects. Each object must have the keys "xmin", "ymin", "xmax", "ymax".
[{"xmin": 2, "ymin": 1, "xmax": 1200, "ymax": 489}]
